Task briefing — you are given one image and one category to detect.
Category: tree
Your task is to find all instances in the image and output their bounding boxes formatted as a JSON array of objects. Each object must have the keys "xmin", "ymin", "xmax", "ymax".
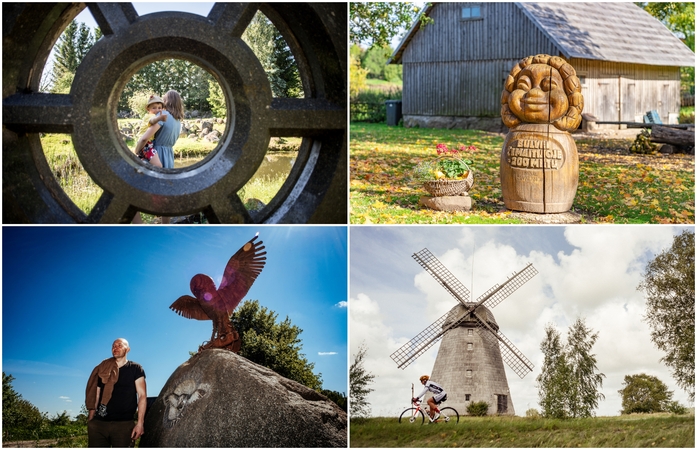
[
  {"xmin": 638, "ymin": 2, "xmax": 695, "ymax": 95},
  {"xmin": 230, "ymin": 300, "xmax": 322, "ymax": 391},
  {"xmin": 242, "ymin": 11, "xmax": 276, "ymax": 74},
  {"xmin": 118, "ymin": 59, "xmax": 215, "ymax": 112},
  {"xmin": 2, "ymin": 373, "xmax": 46, "ymax": 436},
  {"xmin": 349, "ymin": 342, "xmax": 375, "ymax": 418},
  {"xmin": 361, "ymin": 45, "xmax": 393, "ymax": 79},
  {"xmin": 618, "ymin": 373, "xmax": 675, "ymax": 414},
  {"xmin": 50, "ymin": 21, "xmax": 99, "ymax": 94},
  {"xmin": 638, "ymin": 230, "xmax": 695, "ymax": 401},
  {"xmin": 207, "ymin": 79, "xmax": 227, "ymax": 118},
  {"xmin": 537, "ymin": 325, "xmax": 571, "ymax": 418},
  {"xmin": 566, "ymin": 318, "xmax": 606, "ymax": 418},
  {"xmin": 320, "ymin": 389, "xmax": 347, "ymax": 412},
  {"xmin": 269, "ymin": 28, "xmax": 303, "ymax": 98},
  {"xmin": 536, "ymin": 319, "xmax": 605, "ymax": 418},
  {"xmin": 350, "ymin": 2, "xmax": 429, "ymax": 49}
]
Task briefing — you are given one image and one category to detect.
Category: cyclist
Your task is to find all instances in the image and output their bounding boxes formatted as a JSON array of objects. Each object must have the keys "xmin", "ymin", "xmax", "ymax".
[{"xmin": 413, "ymin": 375, "xmax": 447, "ymax": 421}]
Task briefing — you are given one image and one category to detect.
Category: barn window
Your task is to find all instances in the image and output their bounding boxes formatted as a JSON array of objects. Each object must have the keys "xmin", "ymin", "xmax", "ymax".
[
  {"xmin": 579, "ymin": 76, "xmax": 586, "ymax": 85},
  {"xmin": 461, "ymin": 5, "xmax": 482, "ymax": 20},
  {"xmin": 467, "ymin": 343, "xmax": 473, "ymax": 350}
]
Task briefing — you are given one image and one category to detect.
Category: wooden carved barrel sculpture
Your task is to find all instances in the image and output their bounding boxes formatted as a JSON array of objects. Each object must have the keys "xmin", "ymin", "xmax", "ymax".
[{"xmin": 500, "ymin": 54, "xmax": 583, "ymax": 213}]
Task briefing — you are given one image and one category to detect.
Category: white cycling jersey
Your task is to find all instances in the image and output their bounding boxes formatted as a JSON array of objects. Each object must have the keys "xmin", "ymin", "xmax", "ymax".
[{"xmin": 415, "ymin": 380, "xmax": 446, "ymax": 402}]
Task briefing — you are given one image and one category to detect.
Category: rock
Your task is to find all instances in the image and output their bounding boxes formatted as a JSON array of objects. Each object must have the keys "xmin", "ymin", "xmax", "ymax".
[
  {"xmin": 658, "ymin": 144, "xmax": 676, "ymax": 154},
  {"xmin": 216, "ymin": 118, "xmax": 224, "ymax": 124},
  {"xmin": 200, "ymin": 127, "xmax": 210, "ymax": 136},
  {"xmin": 419, "ymin": 195, "xmax": 472, "ymax": 212},
  {"xmin": 191, "ymin": 110, "xmax": 200, "ymax": 118},
  {"xmin": 187, "ymin": 134, "xmax": 197, "ymax": 140},
  {"xmin": 202, "ymin": 121, "xmax": 214, "ymax": 131},
  {"xmin": 204, "ymin": 133, "xmax": 219, "ymax": 143},
  {"xmin": 140, "ymin": 349, "xmax": 346, "ymax": 448}
]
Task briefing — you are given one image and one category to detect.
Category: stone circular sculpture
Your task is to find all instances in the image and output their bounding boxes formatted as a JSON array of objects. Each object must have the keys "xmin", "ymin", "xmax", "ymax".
[
  {"xmin": 3, "ymin": 3, "xmax": 346, "ymax": 223},
  {"xmin": 500, "ymin": 54, "xmax": 583, "ymax": 213}
]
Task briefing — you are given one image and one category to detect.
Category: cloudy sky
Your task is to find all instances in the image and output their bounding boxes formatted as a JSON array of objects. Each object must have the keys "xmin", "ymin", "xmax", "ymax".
[
  {"xmin": 350, "ymin": 225, "xmax": 693, "ymax": 417},
  {"xmin": 3, "ymin": 226, "xmax": 347, "ymax": 418}
]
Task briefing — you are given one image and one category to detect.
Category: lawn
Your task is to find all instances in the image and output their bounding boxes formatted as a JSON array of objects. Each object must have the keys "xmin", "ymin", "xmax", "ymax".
[
  {"xmin": 350, "ymin": 123, "xmax": 695, "ymax": 224},
  {"xmin": 349, "ymin": 413, "xmax": 695, "ymax": 447}
]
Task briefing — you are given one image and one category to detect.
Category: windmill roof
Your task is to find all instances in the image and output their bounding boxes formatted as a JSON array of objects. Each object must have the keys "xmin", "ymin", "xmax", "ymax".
[{"xmin": 389, "ymin": 2, "xmax": 695, "ymax": 67}]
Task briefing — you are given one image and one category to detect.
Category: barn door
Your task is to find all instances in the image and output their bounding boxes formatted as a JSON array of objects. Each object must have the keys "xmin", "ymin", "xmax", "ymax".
[
  {"xmin": 496, "ymin": 394, "xmax": 508, "ymax": 414},
  {"xmin": 597, "ymin": 81, "xmax": 619, "ymax": 122},
  {"xmin": 620, "ymin": 77, "xmax": 636, "ymax": 122}
]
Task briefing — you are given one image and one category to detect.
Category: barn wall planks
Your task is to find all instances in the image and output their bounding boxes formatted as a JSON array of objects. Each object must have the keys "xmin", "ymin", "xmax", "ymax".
[{"xmin": 400, "ymin": 2, "xmax": 684, "ymax": 123}]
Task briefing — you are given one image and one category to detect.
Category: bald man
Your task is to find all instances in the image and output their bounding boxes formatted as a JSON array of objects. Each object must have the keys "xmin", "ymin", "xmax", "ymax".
[{"xmin": 85, "ymin": 338, "xmax": 146, "ymax": 447}]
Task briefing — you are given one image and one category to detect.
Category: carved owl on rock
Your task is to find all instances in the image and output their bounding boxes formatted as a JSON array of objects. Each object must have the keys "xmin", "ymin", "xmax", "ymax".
[{"xmin": 170, "ymin": 234, "xmax": 267, "ymax": 352}]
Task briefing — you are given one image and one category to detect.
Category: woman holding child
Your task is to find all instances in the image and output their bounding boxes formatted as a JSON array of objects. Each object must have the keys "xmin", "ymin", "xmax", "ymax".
[
  {"xmin": 132, "ymin": 90, "xmax": 184, "ymax": 223},
  {"xmin": 135, "ymin": 90, "xmax": 184, "ymax": 169}
]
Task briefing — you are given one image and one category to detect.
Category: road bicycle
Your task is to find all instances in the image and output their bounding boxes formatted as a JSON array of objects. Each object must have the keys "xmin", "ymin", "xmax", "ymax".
[{"xmin": 398, "ymin": 396, "xmax": 459, "ymax": 424}]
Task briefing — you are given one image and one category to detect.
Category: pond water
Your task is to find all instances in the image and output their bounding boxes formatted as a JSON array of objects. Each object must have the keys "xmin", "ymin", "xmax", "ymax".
[{"xmin": 175, "ymin": 152, "xmax": 296, "ymax": 181}]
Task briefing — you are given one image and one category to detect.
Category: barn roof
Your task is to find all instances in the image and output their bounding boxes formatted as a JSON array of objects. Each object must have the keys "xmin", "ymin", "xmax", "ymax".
[
  {"xmin": 389, "ymin": 2, "xmax": 695, "ymax": 67},
  {"xmin": 516, "ymin": 2, "xmax": 695, "ymax": 67}
]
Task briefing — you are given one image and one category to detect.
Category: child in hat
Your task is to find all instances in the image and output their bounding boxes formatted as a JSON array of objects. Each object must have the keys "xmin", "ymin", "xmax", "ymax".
[{"xmin": 135, "ymin": 95, "xmax": 167, "ymax": 167}]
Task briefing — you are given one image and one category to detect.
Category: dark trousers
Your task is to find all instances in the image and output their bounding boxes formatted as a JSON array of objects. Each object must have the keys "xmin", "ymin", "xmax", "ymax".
[{"xmin": 88, "ymin": 419, "xmax": 134, "ymax": 447}]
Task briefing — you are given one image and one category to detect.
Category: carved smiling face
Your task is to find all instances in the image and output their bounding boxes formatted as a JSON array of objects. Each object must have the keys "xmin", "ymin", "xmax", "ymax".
[{"xmin": 508, "ymin": 64, "xmax": 568, "ymax": 124}]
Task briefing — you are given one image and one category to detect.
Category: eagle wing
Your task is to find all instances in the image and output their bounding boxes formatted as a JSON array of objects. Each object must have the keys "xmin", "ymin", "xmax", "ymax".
[
  {"xmin": 218, "ymin": 234, "xmax": 267, "ymax": 314},
  {"xmin": 170, "ymin": 294, "xmax": 210, "ymax": 321}
]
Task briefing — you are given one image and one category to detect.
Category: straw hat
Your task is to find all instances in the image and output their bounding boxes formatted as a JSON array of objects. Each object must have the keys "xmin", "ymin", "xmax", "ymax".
[{"xmin": 146, "ymin": 95, "xmax": 164, "ymax": 107}]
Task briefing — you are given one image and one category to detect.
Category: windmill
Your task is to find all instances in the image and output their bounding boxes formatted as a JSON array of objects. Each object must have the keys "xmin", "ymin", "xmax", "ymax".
[{"xmin": 390, "ymin": 248, "xmax": 537, "ymax": 416}]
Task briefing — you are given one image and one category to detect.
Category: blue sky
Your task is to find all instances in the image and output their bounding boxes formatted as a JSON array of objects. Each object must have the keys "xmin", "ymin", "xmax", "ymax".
[
  {"xmin": 3, "ymin": 226, "xmax": 347, "ymax": 418},
  {"xmin": 351, "ymin": 225, "xmax": 694, "ymax": 417}
]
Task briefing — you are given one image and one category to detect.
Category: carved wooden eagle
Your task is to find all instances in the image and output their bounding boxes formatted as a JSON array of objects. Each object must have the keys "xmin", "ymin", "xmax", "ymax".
[{"xmin": 170, "ymin": 234, "xmax": 266, "ymax": 352}]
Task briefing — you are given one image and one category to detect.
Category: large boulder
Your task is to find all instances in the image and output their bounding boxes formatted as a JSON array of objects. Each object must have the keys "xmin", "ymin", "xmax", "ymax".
[{"xmin": 140, "ymin": 349, "xmax": 346, "ymax": 447}]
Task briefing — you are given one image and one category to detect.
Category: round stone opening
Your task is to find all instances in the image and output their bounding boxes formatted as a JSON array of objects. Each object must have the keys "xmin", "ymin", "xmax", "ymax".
[{"xmin": 117, "ymin": 58, "xmax": 229, "ymax": 169}]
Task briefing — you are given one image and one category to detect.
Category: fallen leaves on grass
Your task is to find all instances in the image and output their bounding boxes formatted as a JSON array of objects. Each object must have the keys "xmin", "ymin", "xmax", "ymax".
[{"xmin": 350, "ymin": 123, "xmax": 694, "ymax": 224}]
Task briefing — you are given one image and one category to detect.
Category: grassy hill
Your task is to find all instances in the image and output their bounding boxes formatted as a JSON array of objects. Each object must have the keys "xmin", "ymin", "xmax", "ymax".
[{"xmin": 349, "ymin": 413, "xmax": 694, "ymax": 447}]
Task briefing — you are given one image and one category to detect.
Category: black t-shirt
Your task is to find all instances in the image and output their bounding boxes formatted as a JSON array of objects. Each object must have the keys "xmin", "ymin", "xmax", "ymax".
[{"xmin": 95, "ymin": 361, "xmax": 145, "ymax": 421}]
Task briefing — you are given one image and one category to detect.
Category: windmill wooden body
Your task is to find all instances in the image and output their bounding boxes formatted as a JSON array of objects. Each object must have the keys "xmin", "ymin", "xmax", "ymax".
[{"xmin": 390, "ymin": 248, "xmax": 537, "ymax": 416}]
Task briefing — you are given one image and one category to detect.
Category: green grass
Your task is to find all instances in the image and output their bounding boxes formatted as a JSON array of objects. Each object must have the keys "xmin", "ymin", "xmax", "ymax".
[
  {"xmin": 350, "ymin": 123, "xmax": 694, "ymax": 224},
  {"xmin": 39, "ymin": 129, "xmax": 298, "ymax": 220},
  {"xmin": 350, "ymin": 413, "xmax": 695, "ymax": 447}
]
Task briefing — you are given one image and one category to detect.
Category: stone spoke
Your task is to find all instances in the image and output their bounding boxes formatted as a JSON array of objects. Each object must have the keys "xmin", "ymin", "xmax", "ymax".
[
  {"xmin": 267, "ymin": 98, "xmax": 345, "ymax": 137},
  {"xmin": 87, "ymin": 193, "xmax": 134, "ymax": 224},
  {"xmin": 207, "ymin": 195, "xmax": 254, "ymax": 224},
  {"xmin": 87, "ymin": 3, "xmax": 138, "ymax": 36},
  {"xmin": 208, "ymin": 3, "xmax": 259, "ymax": 37},
  {"xmin": 3, "ymin": 93, "xmax": 75, "ymax": 133}
]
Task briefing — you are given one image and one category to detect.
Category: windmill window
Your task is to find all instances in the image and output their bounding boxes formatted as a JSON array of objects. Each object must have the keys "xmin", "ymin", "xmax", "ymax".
[
  {"xmin": 466, "ymin": 370, "xmax": 472, "ymax": 377},
  {"xmin": 497, "ymin": 395, "xmax": 508, "ymax": 414},
  {"xmin": 465, "ymin": 394, "xmax": 471, "ymax": 401},
  {"xmin": 461, "ymin": 5, "xmax": 482, "ymax": 20},
  {"xmin": 467, "ymin": 329, "xmax": 473, "ymax": 336},
  {"xmin": 467, "ymin": 343, "xmax": 473, "ymax": 350}
]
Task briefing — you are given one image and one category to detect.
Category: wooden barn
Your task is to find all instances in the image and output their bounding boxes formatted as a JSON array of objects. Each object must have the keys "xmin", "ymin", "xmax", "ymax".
[{"xmin": 389, "ymin": 2, "xmax": 695, "ymax": 132}]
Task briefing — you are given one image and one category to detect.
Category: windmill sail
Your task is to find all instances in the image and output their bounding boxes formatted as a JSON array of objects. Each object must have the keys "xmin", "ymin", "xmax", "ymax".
[
  {"xmin": 474, "ymin": 263, "xmax": 538, "ymax": 310},
  {"xmin": 390, "ymin": 309, "xmax": 464, "ymax": 369},
  {"xmin": 471, "ymin": 310, "xmax": 534, "ymax": 378},
  {"xmin": 413, "ymin": 249, "xmax": 470, "ymax": 305},
  {"xmin": 392, "ymin": 249, "xmax": 537, "ymax": 375}
]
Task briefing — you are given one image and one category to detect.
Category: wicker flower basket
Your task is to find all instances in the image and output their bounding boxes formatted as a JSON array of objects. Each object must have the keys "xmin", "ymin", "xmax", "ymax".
[{"xmin": 423, "ymin": 171, "xmax": 474, "ymax": 197}]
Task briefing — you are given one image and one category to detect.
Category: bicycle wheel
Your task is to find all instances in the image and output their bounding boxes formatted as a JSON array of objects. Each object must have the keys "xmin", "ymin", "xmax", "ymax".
[
  {"xmin": 439, "ymin": 407, "xmax": 459, "ymax": 423},
  {"xmin": 398, "ymin": 407, "xmax": 424, "ymax": 424}
]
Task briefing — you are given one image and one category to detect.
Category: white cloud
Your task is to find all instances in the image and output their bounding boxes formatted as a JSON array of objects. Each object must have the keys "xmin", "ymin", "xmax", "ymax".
[
  {"xmin": 335, "ymin": 301, "xmax": 348, "ymax": 308},
  {"xmin": 318, "ymin": 352, "xmax": 338, "ymax": 356}
]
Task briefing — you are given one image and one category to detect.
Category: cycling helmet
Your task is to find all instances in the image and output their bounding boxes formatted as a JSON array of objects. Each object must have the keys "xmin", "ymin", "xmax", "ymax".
[{"xmin": 419, "ymin": 375, "xmax": 429, "ymax": 382}]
